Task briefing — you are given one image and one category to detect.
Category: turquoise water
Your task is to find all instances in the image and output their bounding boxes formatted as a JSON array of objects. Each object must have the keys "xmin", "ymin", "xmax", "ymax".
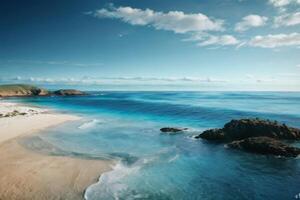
[{"xmin": 14, "ymin": 92, "xmax": 300, "ymax": 200}]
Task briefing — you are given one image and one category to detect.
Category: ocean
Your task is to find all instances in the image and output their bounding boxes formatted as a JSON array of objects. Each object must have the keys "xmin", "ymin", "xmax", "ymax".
[{"xmin": 12, "ymin": 91, "xmax": 300, "ymax": 200}]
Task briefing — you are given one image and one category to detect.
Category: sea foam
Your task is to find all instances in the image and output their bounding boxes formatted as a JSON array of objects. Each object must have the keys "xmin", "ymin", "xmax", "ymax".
[
  {"xmin": 78, "ymin": 119, "xmax": 101, "ymax": 129},
  {"xmin": 84, "ymin": 160, "xmax": 142, "ymax": 200}
]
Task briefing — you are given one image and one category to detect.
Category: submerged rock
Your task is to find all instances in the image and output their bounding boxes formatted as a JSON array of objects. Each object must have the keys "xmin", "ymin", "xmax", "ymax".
[
  {"xmin": 197, "ymin": 118, "xmax": 300, "ymax": 141},
  {"xmin": 160, "ymin": 127, "xmax": 188, "ymax": 134},
  {"xmin": 227, "ymin": 137, "xmax": 300, "ymax": 157},
  {"xmin": 53, "ymin": 89, "xmax": 86, "ymax": 96}
]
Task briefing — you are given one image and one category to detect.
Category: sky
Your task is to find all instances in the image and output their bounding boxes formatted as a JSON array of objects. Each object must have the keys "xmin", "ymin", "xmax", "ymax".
[{"xmin": 0, "ymin": 0, "xmax": 300, "ymax": 91}]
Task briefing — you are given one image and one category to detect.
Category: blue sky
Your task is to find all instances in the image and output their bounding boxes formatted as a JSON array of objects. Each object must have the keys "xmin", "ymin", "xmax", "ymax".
[{"xmin": 0, "ymin": 0, "xmax": 300, "ymax": 90}]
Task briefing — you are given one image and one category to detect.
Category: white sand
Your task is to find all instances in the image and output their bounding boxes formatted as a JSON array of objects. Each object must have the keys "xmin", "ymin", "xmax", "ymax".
[
  {"xmin": 0, "ymin": 102, "xmax": 47, "ymax": 116},
  {"xmin": 0, "ymin": 139, "xmax": 112, "ymax": 200},
  {"xmin": 0, "ymin": 101, "xmax": 79, "ymax": 144},
  {"xmin": 0, "ymin": 101, "xmax": 112, "ymax": 200}
]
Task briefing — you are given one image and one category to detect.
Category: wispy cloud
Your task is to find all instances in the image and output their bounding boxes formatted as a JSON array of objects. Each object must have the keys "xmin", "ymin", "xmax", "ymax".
[
  {"xmin": 235, "ymin": 14, "xmax": 268, "ymax": 32},
  {"xmin": 183, "ymin": 32, "xmax": 240, "ymax": 47},
  {"xmin": 0, "ymin": 76, "xmax": 228, "ymax": 86},
  {"xmin": 88, "ymin": 5, "xmax": 224, "ymax": 34},
  {"xmin": 6, "ymin": 60, "xmax": 103, "ymax": 67},
  {"xmin": 268, "ymin": 0, "xmax": 300, "ymax": 7},
  {"xmin": 248, "ymin": 32, "xmax": 300, "ymax": 48},
  {"xmin": 269, "ymin": 0, "xmax": 292, "ymax": 7},
  {"xmin": 197, "ymin": 35, "xmax": 240, "ymax": 47},
  {"xmin": 86, "ymin": 5, "xmax": 237, "ymax": 48},
  {"xmin": 274, "ymin": 12, "xmax": 300, "ymax": 27},
  {"xmin": 268, "ymin": 0, "xmax": 300, "ymax": 12},
  {"xmin": 87, "ymin": 4, "xmax": 300, "ymax": 50}
]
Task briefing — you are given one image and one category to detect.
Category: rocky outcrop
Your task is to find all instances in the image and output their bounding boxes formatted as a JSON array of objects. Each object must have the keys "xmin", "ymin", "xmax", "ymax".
[
  {"xmin": 0, "ymin": 110, "xmax": 27, "ymax": 118},
  {"xmin": 160, "ymin": 127, "xmax": 188, "ymax": 134},
  {"xmin": 196, "ymin": 118, "xmax": 300, "ymax": 157},
  {"xmin": 53, "ymin": 89, "xmax": 86, "ymax": 96},
  {"xmin": 197, "ymin": 118, "xmax": 300, "ymax": 141},
  {"xmin": 195, "ymin": 129, "xmax": 225, "ymax": 140},
  {"xmin": 227, "ymin": 137, "xmax": 300, "ymax": 157}
]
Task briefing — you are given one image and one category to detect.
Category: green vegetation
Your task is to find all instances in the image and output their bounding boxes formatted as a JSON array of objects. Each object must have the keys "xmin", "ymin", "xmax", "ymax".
[
  {"xmin": 0, "ymin": 84, "xmax": 85, "ymax": 97},
  {"xmin": 0, "ymin": 84, "xmax": 49, "ymax": 97}
]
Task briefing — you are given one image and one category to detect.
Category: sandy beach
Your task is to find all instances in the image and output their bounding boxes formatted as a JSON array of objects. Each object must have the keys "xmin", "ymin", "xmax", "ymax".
[{"xmin": 0, "ymin": 102, "xmax": 112, "ymax": 200}]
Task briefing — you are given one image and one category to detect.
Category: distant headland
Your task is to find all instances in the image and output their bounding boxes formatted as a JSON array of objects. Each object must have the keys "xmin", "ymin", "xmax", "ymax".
[{"xmin": 0, "ymin": 84, "xmax": 86, "ymax": 97}]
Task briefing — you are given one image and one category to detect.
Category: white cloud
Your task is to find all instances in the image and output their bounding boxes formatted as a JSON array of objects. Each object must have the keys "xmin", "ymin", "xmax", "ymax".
[
  {"xmin": 197, "ymin": 35, "xmax": 240, "ymax": 46},
  {"xmin": 235, "ymin": 15, "xmax": 268, "ymax": 32},
  {"xmin": 183, "ymin": 32, "xmax": 240, "ymax": 47},
  {"xmin": 1, "ymin": 76, "xmax": 228, "ymax": 85},
  {"xmin": 248, "ymin": 32, "xmax": 300, "ymax": 48},
  {"xmin": 268, "ymin": 0, "xmax": 300, "ymax": 13},
  {"xmin": 87, "ymin": 5, "xmax": 244, "ymax": 48},
  {"xmin": 269, "ymin": 0, "xmax": 294, "ymax": 7},
  {"xmin": 274, "ymin": 12, "xmax": 300, "ymax": 27},
  {"xmin": 89, "ymin": 5, "xmax": 224, "ymax": 34},
  {"xmin": 7, "ymin": 60, "xmax": 103, "ymax": 67}
]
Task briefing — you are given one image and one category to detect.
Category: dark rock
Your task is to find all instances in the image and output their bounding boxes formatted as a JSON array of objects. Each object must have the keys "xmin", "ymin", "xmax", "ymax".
[
  {"xmin": 53, "ymin": 89, "xmax": 86, "ymax": 96},
  {"xmin": 197, "ymin": 118, "xmax": 300, "ymax": 141},
  {"xmin": 195, "ymin": 128, "xmax": 225, "ymax": 140},
  {"xmin": 160, "ymin": 127, "xmax": 188, "ymax": 134},
  {"xmin": 227, "ymin": 137, "xmax": 300, "ymax": 157}
]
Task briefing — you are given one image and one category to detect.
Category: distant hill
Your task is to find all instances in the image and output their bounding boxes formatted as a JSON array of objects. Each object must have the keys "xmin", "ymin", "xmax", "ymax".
[
  {"xmin": 0, "ymin": 84, "xmax": 49, "ymax": 97},
  {"xmin": 0, "ymin": 84, "xmax": 85, "ymax": 97}
]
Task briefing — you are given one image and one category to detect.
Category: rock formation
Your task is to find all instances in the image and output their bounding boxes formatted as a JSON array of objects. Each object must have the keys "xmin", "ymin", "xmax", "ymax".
[
  {"xmin": 53, "ymin": 89, "xmax": 86, "ymax": 96},
  {"xmin": 227, "ymin": 137, "xmax": 300, "ymax": 157},
  {"xmin": 160, "ymin": 127, "xmax": 188, "ymax": 134},
  {"xmin": 197, "ymin": 118, "xmax": 300, "ymax": 141},
  {"xmin": 196, "ymin": 118, "xmax": 300, "ymax": 157}
]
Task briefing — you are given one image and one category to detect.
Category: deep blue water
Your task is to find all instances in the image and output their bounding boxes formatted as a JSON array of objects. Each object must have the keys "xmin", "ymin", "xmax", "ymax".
[{"xmin": 12, "ymin": 92, "xmax": 300, "ymax": 200}]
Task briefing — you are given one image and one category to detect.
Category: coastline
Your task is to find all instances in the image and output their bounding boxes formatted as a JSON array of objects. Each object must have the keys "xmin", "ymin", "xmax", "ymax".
[{"xmin": 0, "ymin": 101, "xmax": 112, "ymax": 200}]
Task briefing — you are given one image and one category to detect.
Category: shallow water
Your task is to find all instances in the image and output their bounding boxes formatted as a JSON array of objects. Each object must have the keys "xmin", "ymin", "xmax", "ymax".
[{"xmin": 14, "ymin": 92, "xmax": 300, "ymax": 200}]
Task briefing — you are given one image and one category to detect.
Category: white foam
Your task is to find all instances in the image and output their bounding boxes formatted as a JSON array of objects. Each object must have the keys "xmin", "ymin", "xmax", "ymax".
[
  {"xmin": 168, "ymin": 154, "xmax": 180, "ymax": 163},
  {"xmin": 186, "ymin": 135, "xmax": 199, "ymax": 140},
  {"xmin": 78, "ymin": 119, "xmax": 101, "ymax": 129},
  {"xmin": 84, "ymin": 161, "xmax": 141, "ymax": 200},
  {"xmin": 84, "ymin": 152, "xmax": 176, "ymax": 199},
  {"xmin": 0, "ymin": 102, "xmax": 48, "ymax": 116}
]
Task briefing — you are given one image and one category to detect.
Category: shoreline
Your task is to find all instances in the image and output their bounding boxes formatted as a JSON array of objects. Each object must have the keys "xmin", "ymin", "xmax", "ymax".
[
  {"xmin": 0, "ymin": 101, "xmax": 80, "ymax": 143},
  {"xmin": 0, "ymin": 101, "xmax": 112, "ymax": 200}
]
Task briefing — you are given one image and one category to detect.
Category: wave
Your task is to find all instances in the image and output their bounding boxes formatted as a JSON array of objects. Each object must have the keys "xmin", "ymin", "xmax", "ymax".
[
  {"xmin": 84, "ymin": 147, "xmax": 179, "ymax": 200},
  {"xmin": 78, "ymin": 119, "xmax": 102, "ymax": 129},
  {"xmin": 54, "ymin": 96, "xmax": 300, "ymax": 128},
  {"xmin": 84, "ymin": 159, "xmax": 143, "ymax": 200}
]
